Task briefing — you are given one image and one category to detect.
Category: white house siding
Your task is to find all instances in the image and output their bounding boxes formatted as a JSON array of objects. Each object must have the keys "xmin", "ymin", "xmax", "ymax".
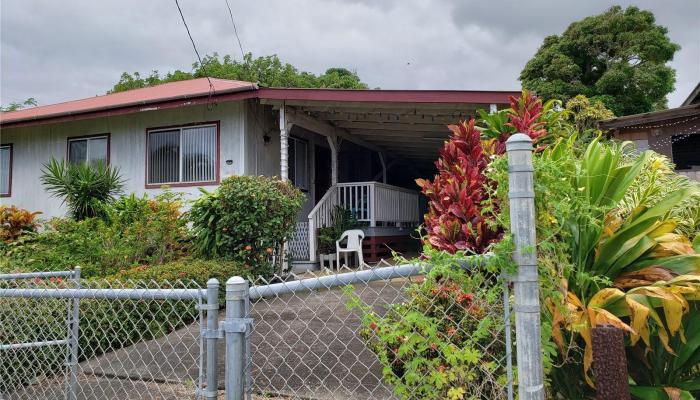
[
  {"xmin": 0, "ymin": 100, "xmax": 280, "ymax": 218},
  {"xmin": 243, "ymin": 101, "xmax": 280, "ymax": 177}
]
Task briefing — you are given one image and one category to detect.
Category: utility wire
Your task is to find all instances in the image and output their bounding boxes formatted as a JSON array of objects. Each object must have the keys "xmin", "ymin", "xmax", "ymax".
[
  {"xmin": 174, "ymin": 0, "xmax": 215, "ymax": 107},
  {"xmin": 224, "ymin": 0, "xmax": 246, "ymax": 61}
]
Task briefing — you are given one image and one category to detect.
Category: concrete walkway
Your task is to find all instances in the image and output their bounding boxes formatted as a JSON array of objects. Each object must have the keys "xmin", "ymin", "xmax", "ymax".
[{"xmin": 8, "ymin": 279, "xmax": 409, "ymax": 400}]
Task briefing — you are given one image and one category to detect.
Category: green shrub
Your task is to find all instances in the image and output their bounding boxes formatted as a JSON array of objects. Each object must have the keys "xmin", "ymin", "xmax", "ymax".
[
  {"xmin": 40, "ymin": 158, "xmax": 124, "ymax": 220},
  {"xmin": 189, "ymin": 175, "xmax": 304, "ymax": 277},
  {"xmin": 112, "ymin": 256, "xmax": 249, "ymax": 290},
  {"xmin": 346, "ymin": 249, "xmax": 507, "ymax": 400},
  {"xmin": 1, "ymin": 193, "xmax": 188, "ymax": 277}
]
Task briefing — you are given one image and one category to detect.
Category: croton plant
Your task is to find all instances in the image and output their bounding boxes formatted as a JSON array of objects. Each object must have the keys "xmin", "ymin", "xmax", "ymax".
[{"xmin": 416, "ymin": 91, "xmax": 555, "ymax": 254}]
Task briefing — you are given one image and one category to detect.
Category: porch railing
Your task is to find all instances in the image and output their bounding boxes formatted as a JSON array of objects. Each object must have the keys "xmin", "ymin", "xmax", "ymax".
[{"xmin": 307, "ymin": 181, "xmax": 420, "ymax": 262}]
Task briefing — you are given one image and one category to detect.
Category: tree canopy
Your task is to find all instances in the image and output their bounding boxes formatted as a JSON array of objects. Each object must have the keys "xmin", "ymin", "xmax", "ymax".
[
  {"xmin": 520, "ymin": 6, "xmax": 680, "ymax": 116},
  {"xmin": 1, "ymin": 97, "xmax": 37, "ymax": 112},
  {"xmin": 110, "ymin": 53, "xmax": 368, "ymax": 93}
]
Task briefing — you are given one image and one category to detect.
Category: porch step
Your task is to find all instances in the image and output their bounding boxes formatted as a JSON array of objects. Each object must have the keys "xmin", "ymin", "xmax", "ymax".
[{"xmin": 291, "ymin": 260, "xmax": 319, "ymax": 273}]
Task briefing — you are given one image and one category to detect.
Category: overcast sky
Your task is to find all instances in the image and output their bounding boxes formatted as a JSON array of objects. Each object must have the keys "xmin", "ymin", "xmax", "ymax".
[{"xmin": 1, "ymin": 0, "xmax": 698, "ymax": 108}]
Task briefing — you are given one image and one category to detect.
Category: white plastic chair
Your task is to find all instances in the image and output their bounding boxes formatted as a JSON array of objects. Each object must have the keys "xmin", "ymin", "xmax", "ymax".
[{"xmin": 336, "ymin": 229, "xmax": 365, "ymax": 269}]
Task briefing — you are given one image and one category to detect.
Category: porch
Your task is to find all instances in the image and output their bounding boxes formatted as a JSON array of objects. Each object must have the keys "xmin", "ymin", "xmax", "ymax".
[{"xmin": 257, "ymin": 88, "xmax": 517, "ymax": 268}]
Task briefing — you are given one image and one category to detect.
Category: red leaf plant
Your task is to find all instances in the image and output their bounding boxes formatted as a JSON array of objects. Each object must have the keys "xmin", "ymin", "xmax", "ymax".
[
  {"xmin": 416, "ymin": 91, "xmax": 550, "ymax": 254},
  {"xmin": 416, "ymin": 119, "xmax": 500, "ymax": 254},
  {"xmin": 506, "ymin": 90, "xmax": 548, "ymax": 146}
]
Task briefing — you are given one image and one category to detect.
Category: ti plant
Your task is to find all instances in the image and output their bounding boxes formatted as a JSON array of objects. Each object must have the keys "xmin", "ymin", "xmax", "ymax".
[{"xmin": 416, "ymin": 119, "xmax": 500, "ymax": 253}]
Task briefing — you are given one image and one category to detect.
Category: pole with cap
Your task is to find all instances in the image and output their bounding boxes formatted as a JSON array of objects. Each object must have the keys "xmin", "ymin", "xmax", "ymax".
[{"xmin": 506, "ymin": 133, "xmax": 544, "ymax": 400}]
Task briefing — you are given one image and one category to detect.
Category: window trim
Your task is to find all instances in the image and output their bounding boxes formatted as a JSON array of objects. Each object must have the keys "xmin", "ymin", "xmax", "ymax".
[
  {"xmin": 0, "ymin": 143, "xmax": 12, "ymax": 197},
  {"xmin": 66, "ymin": 133, "xmax": 111, "ymax": 165},
  {"xmin": 289, "ymin": 136, "xmax": 309, "ymax": 192},
  {"xmin": 145, "ymin": 121, "xmax": 220, "ymax": 189}
]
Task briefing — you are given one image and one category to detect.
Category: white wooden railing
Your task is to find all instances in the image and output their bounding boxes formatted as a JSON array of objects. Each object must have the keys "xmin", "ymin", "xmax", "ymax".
[{"xmin": 307, "ymin": 181, "xmax": 420, "ymax": 262}]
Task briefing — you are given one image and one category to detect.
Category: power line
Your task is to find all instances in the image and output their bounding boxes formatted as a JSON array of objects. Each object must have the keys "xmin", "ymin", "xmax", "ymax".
[
  {"xmin": 223, "ymin": 0, "xmax": 246, "ymax": 61},
  {"xmin": 174, "ymin": 0, "xmax": 215, "ymax": 99}
]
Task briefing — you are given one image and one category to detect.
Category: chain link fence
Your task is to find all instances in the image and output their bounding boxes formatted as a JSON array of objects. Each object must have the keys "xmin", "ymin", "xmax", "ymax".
[
  {"xmin": 246, "ymin": 262, "xmax": 514, "ymax": 400},
  {"xmin": 2, "ymin": 263, "xmax": 514, "ymax": 400},
  {"xmin": 0, "ymin": 270, "xmax": 211, "ymax": 400}
]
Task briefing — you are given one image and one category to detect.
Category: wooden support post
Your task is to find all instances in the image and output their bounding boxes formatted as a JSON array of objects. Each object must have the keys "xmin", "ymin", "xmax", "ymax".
[
  {"xmin": 378, "ymin": 152, "xmax": 387, "ymax": 183},
  {"xmin": 327, "ymin": 135, "xmax": 338, "ymax": 185},
  {"xmin": 506, "ymin": 133, "xmax": 544, "ymax": 400},
  {"xmin": 592, "ymin": 325, "xmax": 631, "ymax": 400},
  {"xmin": 490, "ymin": 103, "xmax": 498, "ymax": 113}
]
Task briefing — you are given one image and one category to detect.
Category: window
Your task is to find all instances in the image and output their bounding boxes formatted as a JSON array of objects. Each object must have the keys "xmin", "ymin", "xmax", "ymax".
[
  {"xmin": 288, "ymin": 137, "xmax": 308, "ymax": 191},
  {"xmin": 147, "ymin": 123, "xmax": 218, "ymax": 186},
  {"xmin": 68, "ymin": 135, "xmax": 109, "ymax": 166},
  {"xmin": 0, "ymin": 144, "xmax": 11, "ymax": 196}
]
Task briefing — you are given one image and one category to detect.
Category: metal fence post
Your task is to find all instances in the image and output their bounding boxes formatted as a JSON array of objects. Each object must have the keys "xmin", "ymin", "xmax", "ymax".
[
  {"xmin": 66, "ymin": 266, "xmax": 81, "ymax": 400},
  {"xmin": 204, "ymin": 278, "xmax": 220, "ymax": 400},
  {"xmin": 224, "ymin": 277, "xmax": 249, "ymax": 400},
  {"xmin": 506, "ymin": 133, "xmax": 544, "ymax": 400}
]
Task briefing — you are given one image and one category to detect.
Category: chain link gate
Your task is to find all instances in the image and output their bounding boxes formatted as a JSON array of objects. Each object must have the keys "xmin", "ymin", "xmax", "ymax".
[{"xmin": 0, "ymin": 269, "xmax": 219, "ymax": 400}]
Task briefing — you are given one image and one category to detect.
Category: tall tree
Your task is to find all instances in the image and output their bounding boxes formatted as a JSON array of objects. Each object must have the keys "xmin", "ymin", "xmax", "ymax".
[
  {"xmin": 110, "ymin": 53, "xmax": 368, "ymax": 93},
  {"xmin": 520, "ymin": 6, "xmax": 680, "ymax": 116}
]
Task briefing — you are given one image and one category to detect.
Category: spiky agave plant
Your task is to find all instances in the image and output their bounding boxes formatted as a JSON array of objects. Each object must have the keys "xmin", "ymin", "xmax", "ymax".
[{"xmin": 40, "ymin": 158, "xmax": 124, "ymax": 220}]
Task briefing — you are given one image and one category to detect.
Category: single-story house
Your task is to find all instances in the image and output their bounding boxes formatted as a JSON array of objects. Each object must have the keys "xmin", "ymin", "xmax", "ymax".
[
  {"xmin": 600, "ymin": 83, "xmax": 700, "ymax": 181},
  {"xmin": 0, "ymin": 78, "xmax": 518, "ymax": 268}
]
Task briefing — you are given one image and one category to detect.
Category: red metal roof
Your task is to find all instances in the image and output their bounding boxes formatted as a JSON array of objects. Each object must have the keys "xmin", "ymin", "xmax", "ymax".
[
  {"xmin": 0, "ymin": 78, "xmax": 257, "ymax": 125},
  {"xmin": 1, "ymin": 78, "xmax": 520, "ymax": 127}
]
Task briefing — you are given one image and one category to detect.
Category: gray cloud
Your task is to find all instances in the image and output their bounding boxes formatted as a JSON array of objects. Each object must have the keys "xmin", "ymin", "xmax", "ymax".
[{"xmin": 1, "ymin": 0, "xmax": 698, "ymax": 108}]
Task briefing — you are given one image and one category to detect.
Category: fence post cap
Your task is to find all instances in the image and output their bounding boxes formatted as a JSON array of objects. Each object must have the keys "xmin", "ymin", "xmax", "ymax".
[
  {"xmin": 207, "ymin": 278, "xmax": 219, "ymax": 287},
  {"xmin": 226, "ymin": 276, "xmax": 246, "ymax": 286},
  {"xmin": 505, "ymin": 133, "xmax": 533, "ymax": 151}
]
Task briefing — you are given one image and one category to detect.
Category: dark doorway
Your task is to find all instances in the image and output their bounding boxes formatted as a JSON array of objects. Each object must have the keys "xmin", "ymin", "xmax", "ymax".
[
  {"xmin": 315, "ymin": 145, "xmax": 332, "ymax": 203},
  {"xmin": 672, "ymin": 133, "xmax": 700, "ymax": 170}
]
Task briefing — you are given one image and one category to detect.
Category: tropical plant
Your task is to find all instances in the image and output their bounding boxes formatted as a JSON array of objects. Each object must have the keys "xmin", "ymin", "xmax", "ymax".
[
  {"xmin": 40, "ymin": 158, "xmax": 124, "ymax": 220},
  {"xmin": 416, "ymin": 119, "xmax": 499, "ymax": 253},
  {"xmin": 0, "ymin": 97, "xmax": 37, "ymax": 112},
  {"xmin": 1, "ymin": 193, "xmax": 188, "ymax": 277},
  {"xmin": 530, "ymin": 138, "xmax": 700, "ymax": 397},
  {"xmin": 189, "ymin": 175, "xmax": 304, "ymax": 277},
  {"xmin": 418, "ymin": 91, "xmax": 566, "ymax": 254},
  {"xmin": 0, "ymin": 205, "xmax": 41, "ymax": 243}
]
